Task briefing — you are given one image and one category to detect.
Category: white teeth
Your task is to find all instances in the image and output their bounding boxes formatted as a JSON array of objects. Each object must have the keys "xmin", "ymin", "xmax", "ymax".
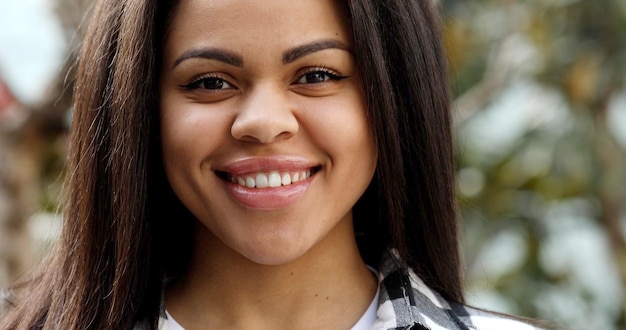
[
  {"xmin": 268, "ymin": 171, "xmax": 281, "ymax": 187},
  {"xmin": 232, "ymin": 170, "xmax": 313, "ymax": 189},
  {"xmin": 255, "ymin": 173, "xmax": 269, "ymax": 188},
  {"xmin": 281, "ymin": 172, "xmax": 291, "ymax": 185}
]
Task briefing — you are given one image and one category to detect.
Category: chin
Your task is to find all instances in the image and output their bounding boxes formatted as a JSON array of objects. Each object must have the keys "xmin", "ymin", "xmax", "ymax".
[{"xmin": 238, "ymin": 239, "xmax": 313, "ymax": 266}]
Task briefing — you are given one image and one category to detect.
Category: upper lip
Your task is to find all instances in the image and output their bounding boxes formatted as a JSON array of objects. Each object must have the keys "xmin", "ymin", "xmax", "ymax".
[{"xmin": 216, "ymin": 156, "xmax": 319, "ymax": 175}]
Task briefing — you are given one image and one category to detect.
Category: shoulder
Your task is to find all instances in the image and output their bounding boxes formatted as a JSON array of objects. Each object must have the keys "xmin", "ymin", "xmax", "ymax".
[
  {"xmin": 407, "ymin": 269, "xmax": 542, "ymax": 330},
  {"xmin": 375, "ymin": 251, "xmax": 544, "ymax": 330},
  {"xmin": 409, "ymin": 269, "xmax": 544, "ymax": 330},
  {"xmin": 449, "ymin": 303, "xmax": 543, "ymax": 330}
]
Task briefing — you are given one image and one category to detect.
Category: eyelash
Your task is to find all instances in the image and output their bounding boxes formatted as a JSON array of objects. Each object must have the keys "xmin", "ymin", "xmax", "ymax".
[
  {"xmin": 180, "ymin": 73, "xmax": 231, "ymax": 90},
  {"xmin": 296, "ymin": 67, "xmax": 349, "ymax": 84},
  {"xmin": 180, "ymin": 67, "xmax": 349, "ymax": 91}
]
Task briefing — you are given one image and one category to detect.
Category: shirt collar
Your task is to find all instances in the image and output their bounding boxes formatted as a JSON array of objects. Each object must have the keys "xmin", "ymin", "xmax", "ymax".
[{"xmin": 373, "ymin": 250, "xmax": 472, "ymax": 330}]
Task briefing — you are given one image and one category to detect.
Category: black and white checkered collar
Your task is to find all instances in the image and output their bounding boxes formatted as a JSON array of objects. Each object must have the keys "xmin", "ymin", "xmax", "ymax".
[{"xmin": 374, "ymin": 250, "xmax": 474, "ymax": 330}]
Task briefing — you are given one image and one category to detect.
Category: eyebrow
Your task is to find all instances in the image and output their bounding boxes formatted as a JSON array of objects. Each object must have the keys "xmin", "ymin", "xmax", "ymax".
[
  {"xmin": 282, "ymin": 39, "xmax": 350, "ymax": 64},
  {"xmin": 173, "ymin": 48, "xmax": 243, "ymax": 68},
  {"xmin": 172, "ymin": 39, "xmax": 350, "ymax": 69}
]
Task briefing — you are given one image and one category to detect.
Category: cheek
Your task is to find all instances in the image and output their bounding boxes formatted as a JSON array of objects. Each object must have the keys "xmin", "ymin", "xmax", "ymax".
[
  {"xmin": 159, "ymin": 104, "xmax": 223, "ymax": 197},
  {"xmin": 160, "ymin": 100, "xmax": 231, "ymax": 160},
  {"xmin": 158, "ymin": 102, "xmax": 227, "ymax": 216},
  {"xmin": 160, "ymin": 112, "xmax": 198, "ymax": 177},
  {"xmin": 159, "ymin": 110, "xmax": 197, "ymax": 199},
  {"xmin": 301, "ymin": 93, "xmax": 375, "ymax": 161}
]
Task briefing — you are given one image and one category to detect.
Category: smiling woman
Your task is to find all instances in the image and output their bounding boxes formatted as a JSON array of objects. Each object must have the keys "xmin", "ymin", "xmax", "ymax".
[
  {"xmin": 159, "ymin": 1, "xmax": 375, "ymax": 276},
  {"xmin": 0, "ymin": 0, "xmax": 542, "ymax": 329}
]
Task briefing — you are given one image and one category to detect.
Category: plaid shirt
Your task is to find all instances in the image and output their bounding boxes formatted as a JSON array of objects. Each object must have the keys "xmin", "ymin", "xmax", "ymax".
[
  {"xmin": 154, "ymin": 251, "xmax": 541, "ymax": 330},
  {"xmin": 374, "ymin": 251, "xmax": 541, "ymax": 330}
]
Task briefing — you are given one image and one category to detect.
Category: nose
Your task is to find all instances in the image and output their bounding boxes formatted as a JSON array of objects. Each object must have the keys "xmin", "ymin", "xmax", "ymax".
[{"xmin": 231, "ymin": 85, "xmax": 299, "ymax": 144}]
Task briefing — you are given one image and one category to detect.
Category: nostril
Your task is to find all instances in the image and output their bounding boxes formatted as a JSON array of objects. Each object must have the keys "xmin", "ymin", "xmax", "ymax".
[
  {"xmin": 230, "ymin": 94, "xmax": 299, "ymax": 143},
  {"xmin": 231, "ymin": 118, "xmax": 299, "ymax": 144}
]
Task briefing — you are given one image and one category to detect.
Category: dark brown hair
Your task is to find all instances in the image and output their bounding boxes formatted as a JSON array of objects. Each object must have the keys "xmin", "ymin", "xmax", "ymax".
[
  {"xmin": 0, "ymin": 0, "xmax": 460, "ymax": 328},
  {"xmin": 350, "ymin": 0, "xmax": 461, "ymax": 302}
]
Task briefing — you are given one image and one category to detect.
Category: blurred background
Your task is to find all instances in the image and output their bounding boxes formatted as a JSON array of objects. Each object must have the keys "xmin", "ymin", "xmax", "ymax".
[{"xmin": 0, "ymin": 0, "xmax": 624, "ymax": 329}]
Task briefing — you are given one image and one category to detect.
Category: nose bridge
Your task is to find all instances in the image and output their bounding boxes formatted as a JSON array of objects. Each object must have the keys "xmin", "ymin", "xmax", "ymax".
[{"xmin": 231, "ymin": 83, "xmax": 299, "ymax": 144}]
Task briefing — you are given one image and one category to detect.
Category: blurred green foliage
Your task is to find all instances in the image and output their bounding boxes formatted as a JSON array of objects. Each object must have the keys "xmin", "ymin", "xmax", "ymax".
[{"xmin": 443, "ymin": 0, "xmax": 626, "ymax": 329}]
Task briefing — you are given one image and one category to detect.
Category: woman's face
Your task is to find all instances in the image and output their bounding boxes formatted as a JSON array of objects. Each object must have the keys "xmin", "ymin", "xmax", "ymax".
[{"xmin": 159, "ymin": 0, "xmax": 377, "ymax": 265}]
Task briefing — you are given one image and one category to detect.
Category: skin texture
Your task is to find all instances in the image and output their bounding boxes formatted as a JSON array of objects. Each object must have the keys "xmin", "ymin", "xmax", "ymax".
[{"xmin": 159, "ymin": 0, "xmax": 378, "ymax": 328}]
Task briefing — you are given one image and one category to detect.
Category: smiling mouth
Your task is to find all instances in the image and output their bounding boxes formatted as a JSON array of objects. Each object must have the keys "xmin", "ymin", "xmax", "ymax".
[{"xmin": 216, "ymin": 166, "xmax": 321, "ymax": 189}]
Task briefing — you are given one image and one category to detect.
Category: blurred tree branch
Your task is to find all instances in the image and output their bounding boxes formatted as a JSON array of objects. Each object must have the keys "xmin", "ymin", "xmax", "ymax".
[
  {"xmin": 0, "ymin": 51, "xmax": 75, "ymax": 289},
  {"xmin": 0, "ymin": 0, "xmax": 85, "ymax": 289}
]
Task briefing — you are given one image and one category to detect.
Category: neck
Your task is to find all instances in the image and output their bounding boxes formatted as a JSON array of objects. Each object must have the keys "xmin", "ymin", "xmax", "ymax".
[{"xmin": 165, "ymin": 216, "xmax": 378, "ymax": 330}]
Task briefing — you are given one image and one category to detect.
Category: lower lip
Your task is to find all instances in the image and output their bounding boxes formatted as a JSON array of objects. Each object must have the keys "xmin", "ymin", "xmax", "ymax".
[{"xmin": 224, "ymin": 179, "xmax": 312, "ymax": 210}]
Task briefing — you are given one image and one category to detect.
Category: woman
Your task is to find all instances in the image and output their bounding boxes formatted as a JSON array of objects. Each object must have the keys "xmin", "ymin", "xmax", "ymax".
[{"xmin": 1, "ymin": 0, "xmax": 541, "ymax": 329}]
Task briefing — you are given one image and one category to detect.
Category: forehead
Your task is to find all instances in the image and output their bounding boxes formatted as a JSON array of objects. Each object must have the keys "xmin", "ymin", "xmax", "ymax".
[{"xmin": 163, "ymin": 0, "xmax": 352, "ymax": 63}]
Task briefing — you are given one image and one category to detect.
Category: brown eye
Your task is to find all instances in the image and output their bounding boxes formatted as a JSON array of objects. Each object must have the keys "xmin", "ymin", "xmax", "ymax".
[
  {"xmin": 296, "ymin": 69, "xmax": 348, "ymax": 84},
  {"xmin": 300, "ymin": 72, "xmax": 329, "ymax": 84},
  {"xmin": 183, "ymin": 76, "xmax": 234, "ymax": 90}
]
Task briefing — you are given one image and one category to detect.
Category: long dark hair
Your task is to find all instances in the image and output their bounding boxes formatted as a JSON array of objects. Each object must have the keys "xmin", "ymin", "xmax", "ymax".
[
  {"xmin": 0, "ymin": 0, "xmax": 460, "ymax": 328},
  {"xmin": 350, "ymin": 0, "xmax": 461, "ymax": 302}
]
